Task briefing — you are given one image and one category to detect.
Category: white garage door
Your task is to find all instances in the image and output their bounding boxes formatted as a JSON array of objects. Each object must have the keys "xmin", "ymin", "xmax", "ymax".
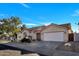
[{"xmin": 43, "ymin": 32, "xmax": 64, "ymax": 41}]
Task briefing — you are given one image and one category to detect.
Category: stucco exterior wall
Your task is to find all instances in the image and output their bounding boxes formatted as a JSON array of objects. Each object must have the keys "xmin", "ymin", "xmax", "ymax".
[
  {"xmin": 22, "ymin": 30, "xmax": 30, "ymax": 36},
  {"xmin": 16, "ymin": 25, "xmax": 69, "ymax": 42},
  {"xmin": 42, "ymin": 25, "xmax": 66, "ymax": 33},
  {"xmin": 16, "ymin": 30, "xmax": 30, "ymax": 42},
  {"xmin": 30, "ymin": 32, "xmax": 36, "ymax": 40},
  {"xmin": 41, "ymin": 25, "xmax": 68, "ymax": 42},
  {"xmin": 17, "ymin": 33, "xmax": 24, "ymax": 41}
]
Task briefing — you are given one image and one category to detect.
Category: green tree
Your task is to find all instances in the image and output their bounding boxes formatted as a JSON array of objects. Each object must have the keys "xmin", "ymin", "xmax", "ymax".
[
  {"xmin": 10, "ymin": 16, "xmax": 21, "ymax": 33},
  {"xmin": 0, "ymin": 16, "xmax": 21, "ymax": 36}
]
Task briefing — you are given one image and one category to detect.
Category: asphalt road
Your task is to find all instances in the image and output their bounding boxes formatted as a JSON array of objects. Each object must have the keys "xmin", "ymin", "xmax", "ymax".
[{"xmin": 1, "ymin": 41, "xmax": 79, "ymax": 56}]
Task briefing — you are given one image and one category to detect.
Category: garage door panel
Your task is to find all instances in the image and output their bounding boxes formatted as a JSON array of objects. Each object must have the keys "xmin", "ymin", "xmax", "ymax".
[{"xmin": 43, "ymin": 32, "xmax": 64, "ymax": 41}]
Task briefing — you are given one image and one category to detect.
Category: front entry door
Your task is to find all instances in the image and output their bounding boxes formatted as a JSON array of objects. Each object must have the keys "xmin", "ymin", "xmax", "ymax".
[{"xmin": 36, "ymin": 33, "xmax": 41, "ymax": 41}]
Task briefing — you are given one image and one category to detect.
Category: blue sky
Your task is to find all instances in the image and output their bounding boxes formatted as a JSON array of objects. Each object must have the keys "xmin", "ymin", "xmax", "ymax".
[{"xmin": 0, "ymin": 3, "xmax": 79, "ymax": 32}]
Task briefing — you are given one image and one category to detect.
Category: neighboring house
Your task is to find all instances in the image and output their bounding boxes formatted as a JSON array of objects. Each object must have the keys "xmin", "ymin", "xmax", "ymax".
[
  {"xmin": 30, "ymin": 23, "xmax": 73, "ymax": 42},
  {"xmin": 16, "ymin": 23, "xmax": 73, "ymax": 42}
]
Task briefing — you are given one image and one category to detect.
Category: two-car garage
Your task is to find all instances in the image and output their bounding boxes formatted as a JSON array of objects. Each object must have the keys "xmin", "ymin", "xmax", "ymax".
[
  {"xmin": 41, "ymin": 25, "xmax": 68, "ymax": 42},
  {"xmin": 43, "ymin": 32, "xmax": 64, "ymax": 41},
  {"xmin": 31, "ymin": 23, "xmax": 72, "ymax": 42}
]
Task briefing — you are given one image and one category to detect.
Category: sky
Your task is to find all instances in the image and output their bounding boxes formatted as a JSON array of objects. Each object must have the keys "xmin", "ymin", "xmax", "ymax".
[{"xmin": 0, "ymin": 3, "xmax": 79, "ymax": 32}]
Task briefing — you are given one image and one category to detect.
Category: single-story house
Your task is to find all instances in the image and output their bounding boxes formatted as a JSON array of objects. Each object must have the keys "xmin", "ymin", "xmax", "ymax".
[
  {"xmin": 30, "ymin": 23, "xmax": 73, "ymax": 42},
  {"xmin": 17, "ymin": 23, "xmax": 73, "ymax": 42}
]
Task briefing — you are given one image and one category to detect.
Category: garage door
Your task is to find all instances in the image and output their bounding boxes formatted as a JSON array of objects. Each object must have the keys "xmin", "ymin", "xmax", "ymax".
[{"xmin": 43, "ymin": 32, "xmax": 64, "ymax": 41}]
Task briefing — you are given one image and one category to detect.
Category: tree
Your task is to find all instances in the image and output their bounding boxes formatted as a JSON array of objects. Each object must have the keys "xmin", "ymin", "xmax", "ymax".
[
  {"xmin": 9, "ymin": 16, "xmax": 21, "ymax": 33},
  {"xmin": 0, "ymin": 16, "xmax": 21, "ymax": 36},
  {"xmin": 10, "ymin": 16, "xmax": 21, "ymax": 26}
]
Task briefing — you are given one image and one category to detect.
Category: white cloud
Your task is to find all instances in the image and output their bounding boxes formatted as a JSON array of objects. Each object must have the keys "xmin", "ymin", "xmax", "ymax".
[
  {"xmin": 44, "ymin": 23, "xmax": 51, "ymax": 26},
  {"xmin": 20, "ymin": 3, "xmax": 30, "ymax": 8},
  {"xmin": 17, "ymin": 24, "xmax": 23, "ymax": 27},
  {"xmin": 40, "ymin": 22, "xmax": 52, "ymax": 26},
  {"xmin": 17, "ymin": 23, "xmax": 37, "ymax": 28},
  {"xmin": 72, "ymin": 10, "xmax": 79, "ymax": 16}
]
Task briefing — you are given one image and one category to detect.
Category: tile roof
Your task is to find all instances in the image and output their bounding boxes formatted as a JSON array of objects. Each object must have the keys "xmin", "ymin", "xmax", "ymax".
[
  {"xmin": 21, "ymin": 23, "xmax": 73, "ymax": 33},
  {"xmin": 30, "ymin": 23, "xmax": 72, "ymax": 30}
]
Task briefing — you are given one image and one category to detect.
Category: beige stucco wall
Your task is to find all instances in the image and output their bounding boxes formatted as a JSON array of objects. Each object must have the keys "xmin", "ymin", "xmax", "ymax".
[
  {"xmin": 22, "ymin": 30, "xmax": 30, "ymax": 36},
  {"xmin": 17, "ymin": 32, "xmax": 24, "ymax": 41},
  {"xmin": 17, "ymin": 30, "xmax": 30, "ymax": 42},
  {"xmin": 41, "ymin": 25, "xmax": 68, "ymax": 42},
  {"xmin": 42, "ymin": 25, "xmax": 66, "ymax": 33},
  {"xmin": 30, "ymin": 32, "xmax": 36, "ymax": 40},
  {"xmin": 17, "ymin": 25, "xmax": 69, "ymax": 42}
]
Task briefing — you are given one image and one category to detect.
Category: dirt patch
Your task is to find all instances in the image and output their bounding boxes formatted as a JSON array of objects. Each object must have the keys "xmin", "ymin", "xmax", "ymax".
[
  {"xmin": 0, "ymin": 40, "xmax": 11, "ymax": 44},
  {"xmin": 0, "ymin": 50, "xmax": 21, "ymax": 56},
  {"xmin": 22, "ymin": 53, "xmax": 39, "ymax": 56}
]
